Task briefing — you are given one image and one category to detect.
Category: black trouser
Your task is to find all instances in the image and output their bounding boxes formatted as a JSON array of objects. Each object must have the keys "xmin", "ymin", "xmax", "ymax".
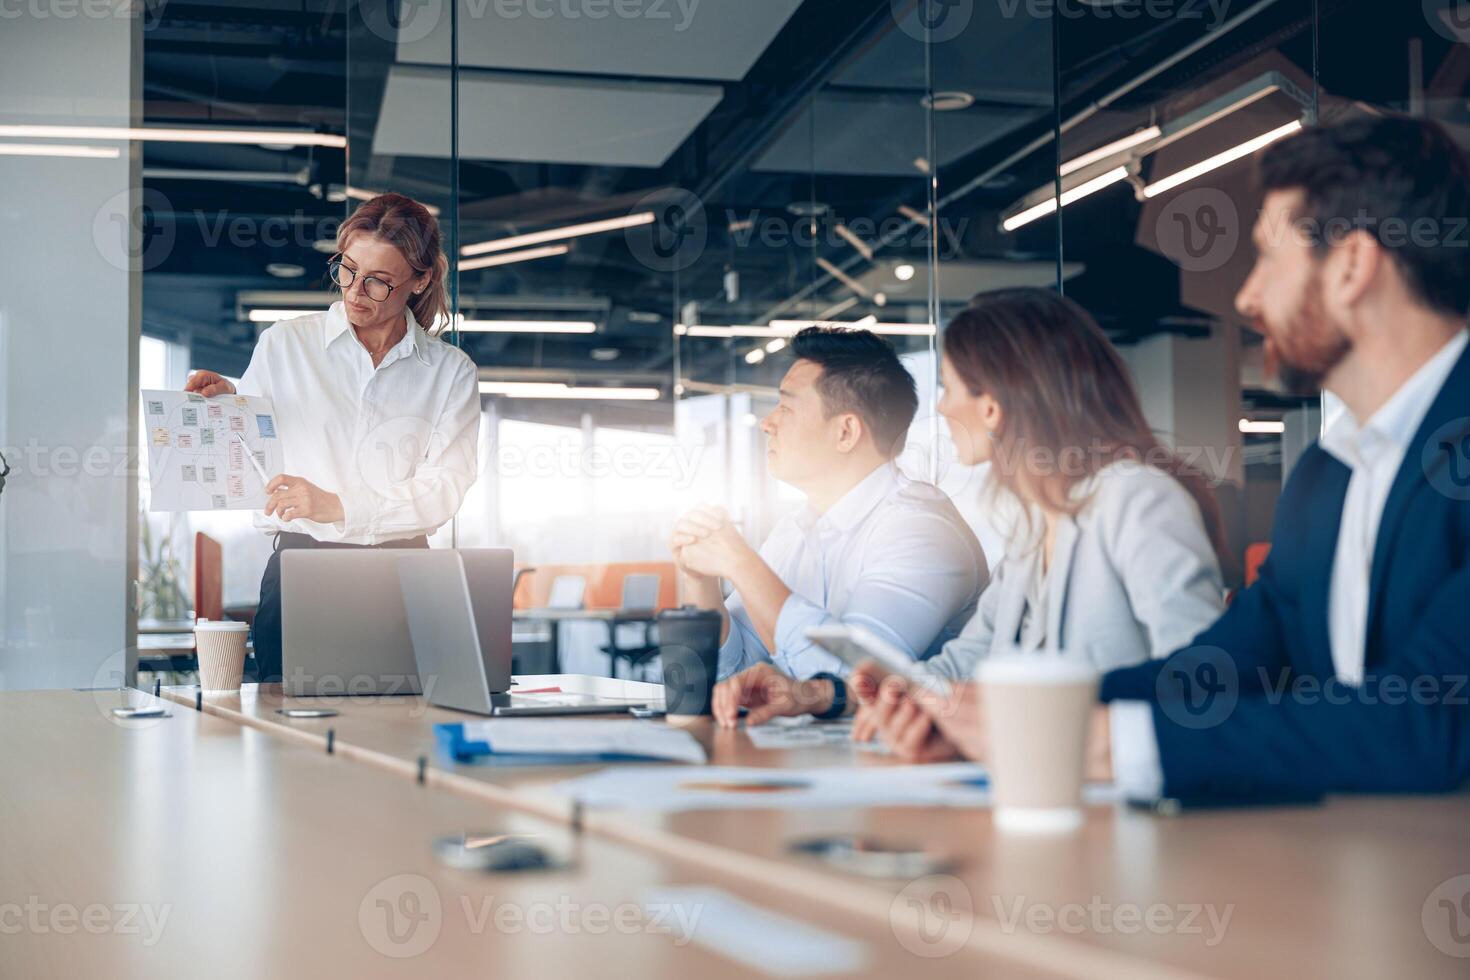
[{"xmin": 250, "ymin": 531, "xmax": 429, "ymax": 683}]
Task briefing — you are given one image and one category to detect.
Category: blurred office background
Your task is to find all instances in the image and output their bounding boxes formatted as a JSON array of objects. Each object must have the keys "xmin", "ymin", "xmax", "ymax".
[{"xmin": 3, "ymin": 0, "xmax": 1468, "ymax": 686}]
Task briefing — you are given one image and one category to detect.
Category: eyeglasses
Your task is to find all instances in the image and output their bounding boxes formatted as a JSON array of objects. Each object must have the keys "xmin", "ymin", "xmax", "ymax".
[{"xmin": 328, "ymin": 258, "xmax": 397, "ymax": 303}]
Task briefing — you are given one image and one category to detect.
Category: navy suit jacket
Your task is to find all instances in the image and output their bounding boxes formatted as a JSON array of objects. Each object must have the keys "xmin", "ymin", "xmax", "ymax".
[{"xmin": 1102, "ymin": 340, "xmax": 1470, "ymax": 800}]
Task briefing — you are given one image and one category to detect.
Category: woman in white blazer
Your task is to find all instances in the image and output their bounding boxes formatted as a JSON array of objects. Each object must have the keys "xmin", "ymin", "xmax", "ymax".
[{"xmin": 855, "ymin": 288, "xmax": 1226, "ymax": 755}]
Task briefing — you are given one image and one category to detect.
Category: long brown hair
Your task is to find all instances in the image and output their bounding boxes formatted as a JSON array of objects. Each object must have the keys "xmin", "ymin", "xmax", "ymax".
[
  {"xmin": 334, "ymin": 192, "xmax": 450, "ymax": 334},
  {"xmin": 944, "ymin": 288, "xmax": 1226, "ymax": 559}
]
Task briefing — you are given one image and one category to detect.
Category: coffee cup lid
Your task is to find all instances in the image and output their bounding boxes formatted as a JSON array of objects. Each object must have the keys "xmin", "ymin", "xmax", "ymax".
[
  {"xmin": 195, "ymin": 618, "xmax": 249, "ymax": 632},
  {"xmin": 978, "ymin": 654, "xmax": 1097, "ymax": 685}
]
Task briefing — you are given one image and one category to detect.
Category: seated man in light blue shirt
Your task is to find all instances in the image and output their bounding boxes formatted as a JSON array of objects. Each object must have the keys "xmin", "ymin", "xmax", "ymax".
[{"xmin": 670, "ymin": 327, "xmax": 988, "ymax": 722}]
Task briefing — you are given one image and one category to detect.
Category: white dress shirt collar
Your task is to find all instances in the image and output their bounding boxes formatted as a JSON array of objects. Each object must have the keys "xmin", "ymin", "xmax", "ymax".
[
  {"xmin": 1320, "ymin": 329, "xmax": 1467, "ymax": 468},
  {"xmin": 794, "ymin": 461, "xmax": 899, "ymax": 537},
  {"xmin": 322, "ymin": 301, "xmax": 433, "ymax": 367}
]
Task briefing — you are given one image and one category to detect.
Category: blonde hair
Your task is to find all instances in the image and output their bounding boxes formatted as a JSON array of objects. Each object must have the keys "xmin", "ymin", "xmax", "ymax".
[{"xmin": 335, "ymin": 192, "xmax": 449, "ymax": 334}]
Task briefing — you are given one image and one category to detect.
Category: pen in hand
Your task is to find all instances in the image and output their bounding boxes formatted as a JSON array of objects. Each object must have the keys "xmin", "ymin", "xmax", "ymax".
[{"xmin": 233, "ymin": 430, "xmax": 274, "ymax": 487}]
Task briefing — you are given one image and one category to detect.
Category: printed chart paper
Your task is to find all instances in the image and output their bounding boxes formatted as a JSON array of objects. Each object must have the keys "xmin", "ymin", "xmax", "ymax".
[{"xmin": 143, "ymin": 390, "xmax": 282, "ymax": 512}]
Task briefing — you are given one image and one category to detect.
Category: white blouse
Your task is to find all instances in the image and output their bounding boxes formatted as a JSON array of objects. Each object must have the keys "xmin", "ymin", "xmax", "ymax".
[{"xmin": 237, "ymin": 302, "xmax": 481, "ymax": 545}]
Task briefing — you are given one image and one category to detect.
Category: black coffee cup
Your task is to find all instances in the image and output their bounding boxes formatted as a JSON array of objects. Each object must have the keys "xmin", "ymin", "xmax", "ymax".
[{"xmin": 656, "ymin": 606, "xmax": 722, "ymax": 716}]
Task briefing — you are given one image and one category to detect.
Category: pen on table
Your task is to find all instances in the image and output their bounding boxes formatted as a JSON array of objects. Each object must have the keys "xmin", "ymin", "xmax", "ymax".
[{"xmin": 233, "ymin": 430, "xmax": 274, "ymax": 488}]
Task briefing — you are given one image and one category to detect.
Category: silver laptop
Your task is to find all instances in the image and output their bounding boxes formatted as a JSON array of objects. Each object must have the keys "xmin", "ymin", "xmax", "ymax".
[
  {"xmin": 397, "ymin": 551, "xmax": 641, "ymax": 717},
  {"xmin": 280, "ymin": 548, "xmax": 511, "ymax": 697}
]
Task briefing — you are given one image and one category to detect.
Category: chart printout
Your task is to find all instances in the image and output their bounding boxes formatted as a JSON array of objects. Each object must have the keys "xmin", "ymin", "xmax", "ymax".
[{"xmin": 143, "ymin": 390, "xmax": 283, "ymax": 511}]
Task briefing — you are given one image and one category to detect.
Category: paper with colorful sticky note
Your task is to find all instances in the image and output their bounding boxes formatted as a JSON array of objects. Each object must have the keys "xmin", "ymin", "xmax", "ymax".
[{"xmin": 143, "ymin": 389, "xmax": 282, "ymax": 511}]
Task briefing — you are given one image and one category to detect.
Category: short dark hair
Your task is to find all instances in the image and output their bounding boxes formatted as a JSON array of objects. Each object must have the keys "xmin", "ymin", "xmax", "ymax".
[
  {"xmin": 1258, "ymin": 115, "xmax": 1470, "ymax": 319},
  {"xmin": 788, "ymin": 327, "xmax": 919, "ymax": 458}
]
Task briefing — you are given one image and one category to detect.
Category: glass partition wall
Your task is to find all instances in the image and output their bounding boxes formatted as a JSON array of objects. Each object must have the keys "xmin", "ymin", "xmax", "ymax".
[{"xmin": 0, "ymin": 1, "xmax": 1370, "ymax": 686}]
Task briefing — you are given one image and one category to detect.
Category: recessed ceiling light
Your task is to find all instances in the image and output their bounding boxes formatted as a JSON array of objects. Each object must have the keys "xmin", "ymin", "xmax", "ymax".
[
  {"xmin": 922, "ymin": 91, "xmax": 976, "ymax": 112},
  {"xmin": 266, "ymin": 263, "xmax": 306, "ymax": 278},
  {"xmin": 590, "ymin": 347, "xmax": 621, "ymax": 361},
  {"xmin": 312, "ymin": 239, "xmax": 338, "ymax": 254},
  {"xmin": 894, "ymin": 264, "xmax": 916, "ymax": 282}
]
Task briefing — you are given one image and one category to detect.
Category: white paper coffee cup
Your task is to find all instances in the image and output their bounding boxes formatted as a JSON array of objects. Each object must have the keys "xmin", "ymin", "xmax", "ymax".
[
  {"xmin": 195, "ymin": 619, "xmax": 250, "ymax": 693},
  {"xmin": 978, "ymin": 655, "xmax": 1099, "ymax": 833}
]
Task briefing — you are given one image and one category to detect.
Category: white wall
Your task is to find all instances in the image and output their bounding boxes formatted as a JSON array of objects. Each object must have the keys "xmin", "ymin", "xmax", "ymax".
[{"xmin": 0, "ymin": 10, "xmax": 140, "ymax": 688}]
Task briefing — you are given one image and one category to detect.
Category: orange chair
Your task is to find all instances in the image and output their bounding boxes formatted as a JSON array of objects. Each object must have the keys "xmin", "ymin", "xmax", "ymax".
[
  {"xmin": 1245, "ymin": 543, "xmax": 1271, "ymax": 587},
  {"xmin": 193, "ymin": 532, "xmax": 223, "ymax": 622}
]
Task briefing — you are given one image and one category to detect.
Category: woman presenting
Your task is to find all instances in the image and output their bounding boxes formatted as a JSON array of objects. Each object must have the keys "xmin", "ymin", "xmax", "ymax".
[{"xmin": 185, "ymin": 193, "xmax": 480, "ymax": 681}]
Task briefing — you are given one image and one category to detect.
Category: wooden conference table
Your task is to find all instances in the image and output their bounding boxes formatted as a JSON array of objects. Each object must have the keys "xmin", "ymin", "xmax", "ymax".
[
  {"xmin": 146, "ymin": 679, "xmax": 1470, "ymax": 980},
  {"xmin": 2, "ymin": 689, "xmax": 1039, "ymax": 980}
]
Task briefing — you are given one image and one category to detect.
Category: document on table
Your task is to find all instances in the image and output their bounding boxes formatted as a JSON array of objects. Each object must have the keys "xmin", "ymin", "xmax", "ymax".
[
  {"xmin": 143, "ymin": 390, "xmax": 283, "ymax": 512},
  {"xmin": 555, "ymin": 762, "xmax": 994, "ymax": 811},
  {"xmin": 743, "ymin": 716, "xmax": 890, "ymax": 753},
  {"xmin": 640, "ymin": 887, "xmax": 867, "ymax": 977},
  {"xmin": 438, "ymin": 719, "xmax": 707, "ymax": 765}
]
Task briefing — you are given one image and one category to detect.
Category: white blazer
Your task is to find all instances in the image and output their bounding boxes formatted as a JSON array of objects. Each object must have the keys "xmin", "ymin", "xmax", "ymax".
[{"xmin": 924, "ymin": 461, "xmax": 1225, "ymax": 680}]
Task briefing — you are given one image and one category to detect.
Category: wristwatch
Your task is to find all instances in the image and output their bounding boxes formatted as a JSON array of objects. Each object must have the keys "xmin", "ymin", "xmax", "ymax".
[{"xmin": 810, "ymin": 671, "xmax": 847, "ymax": 720}]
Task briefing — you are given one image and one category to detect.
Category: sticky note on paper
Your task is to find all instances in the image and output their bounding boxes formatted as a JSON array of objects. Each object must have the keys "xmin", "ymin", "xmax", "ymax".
[{"xmin": 142, "ymin": 389, "xmax": 283, "ymax": 512}]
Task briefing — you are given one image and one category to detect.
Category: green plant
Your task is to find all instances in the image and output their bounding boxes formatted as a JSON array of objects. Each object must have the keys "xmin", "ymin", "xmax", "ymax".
[{"xmin": 138, "ymin": 512, "xmax": 189, "ymax": 620}]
